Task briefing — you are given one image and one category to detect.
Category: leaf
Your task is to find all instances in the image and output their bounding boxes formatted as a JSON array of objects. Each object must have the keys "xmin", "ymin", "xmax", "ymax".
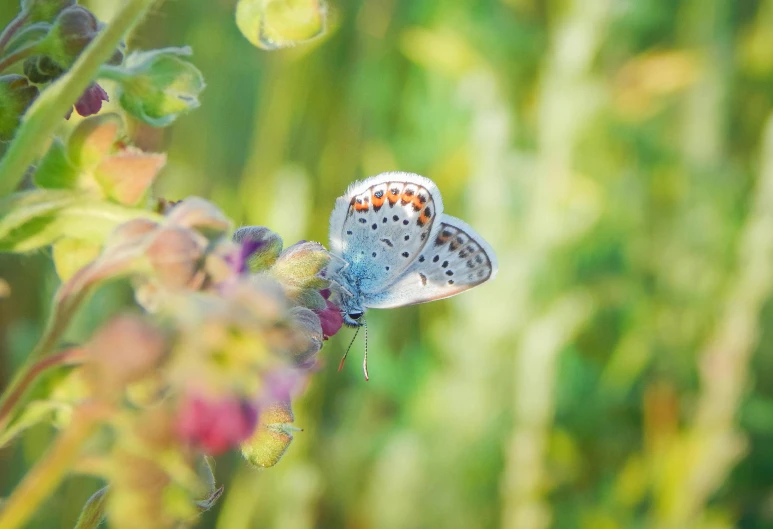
[
  {"xmin": 52, "ymin": 238, "xmax": 102, "ymax": 281},
  {"xmin": 73, "ymin": 486, "xmax": 108, "ymax": 529},
  {"xmin": 68, "ymin": 113, "xmax": 124, "ymax": 170},
  {"xmin": 0, "ymin": 189, "xmax": 162, "ymax": 252},
  {"xmin": 0, "ymin": 400, "xmax": 66, "ymax": 448},
  {"xmin": 94, "ymin": 150, "xmax": 166, "ymax": 206},
  {"xmin": 33, "ymin": 138, "xmax": 80, "ymax": 189}
]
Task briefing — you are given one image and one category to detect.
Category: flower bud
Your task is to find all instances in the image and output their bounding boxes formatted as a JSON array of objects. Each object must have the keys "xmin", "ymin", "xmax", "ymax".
[
  {"xmin": 241, "ymin": 399, "xmax": 296, "ymax": 468},
  {"xmin": 177, "ymin": 393, "xmax": 260, "ymax": 455},
  {"xmin": 23, "ymin": 54, "xmax": 64, "ymax": 83},
  {"xmin": 21, "ymin": 0, "xmax": 76, "ymax": 23},
  {"xmin": 145, "ymin": 226, "xmax": 206, "ymax": 289},
  {"xmin": 69, "ymin": 82, "xmax": 109, "ymax": 119},
  {"xmin": 83, "ymin": 315, "xmax": 169, "ymax": 399},
  {"xmin": 165, "ymin": 197, "xmax": 231, "ymax": 240},
  {"xmin": 271, "ymin": 241, "xmax": 330, "ymax": 290},
  {"xmin": 106, "ymin": 47, "xmax": 205, "ymax": 127},
  {"xmin": 0, "ymin": 74, "xmax": 39, "ymax": 142},
  {"xmin": 232, "ymin": 226, "xmax": 283, "ymax": 272},
  {"xmin": 285, "ymin": 306, "xmax": 323, "ymax": 367},
  {"xmin": 236, "ymin": 0, "xmax": 327, "ymax": 50},
  {"xmin": 45, "ymin": 5, "xmax": 99, "ymax": 68}
]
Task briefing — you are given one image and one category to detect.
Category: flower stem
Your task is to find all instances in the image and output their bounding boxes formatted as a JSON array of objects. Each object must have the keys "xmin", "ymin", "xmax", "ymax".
[
  {"xmin": 0, "ymin": 347, "xmax": 84, "ymax": 441},
  {"xmin": 0, "ymin": 406, "xmax": 102, "ymax": 529},
  {"xmin": 0, "ymin": 42, "xmax": 39, "ymax": 74},
  {"xmin": 0, "ymin": 13, "xmax": 29, "ymax": 58},
  {"xmin": 0, "ymin": 0, "xmax": 158, "ymax": 198}
]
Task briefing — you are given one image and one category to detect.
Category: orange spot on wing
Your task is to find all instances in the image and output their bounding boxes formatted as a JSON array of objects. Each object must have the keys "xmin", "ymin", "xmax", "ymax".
[{"xmin": 372, "ymin": 193, "xmax": 385, "ymax": 208}]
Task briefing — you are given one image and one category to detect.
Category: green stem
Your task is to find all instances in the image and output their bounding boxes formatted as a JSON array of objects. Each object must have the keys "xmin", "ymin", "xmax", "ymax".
[
  {"xmin": 0, "ymin": 273, "xmax": 97, "ymax": 435},
  {"xmin": 0, "ymin": 42, "xmax": 39, "ymax": 73},
  {"xmin": 0, "ymin": 406, "xmax": 101, "ymax": 529},
  {"xmin": 0, "ymin": 0, "xmax": 158, "ymax": 198},
  {"xmin": 0, "ymin": 13, "xmax": 29, "ymax": 58},
  {"xmin": 0, "ymin": 347, "xmax": 83, "ymax": 439}
]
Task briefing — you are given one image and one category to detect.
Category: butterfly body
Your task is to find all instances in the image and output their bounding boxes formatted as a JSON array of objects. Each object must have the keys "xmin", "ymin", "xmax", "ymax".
[{"xmin": 328, "ymin": 172, "xmax": 498, "ymax": 328}]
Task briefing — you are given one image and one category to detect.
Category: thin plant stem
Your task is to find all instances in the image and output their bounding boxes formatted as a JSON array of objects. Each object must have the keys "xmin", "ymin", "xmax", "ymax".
[
  {"xmin": 0, "ymin": 347, "xmax": 83, "ymax": 439},
  {"xmin": 0, "ymin": 0, "xmax": 158, "ymax": 198},
  {"xmin": 0, "ymin": 13, "xmax": 28, "ymax": 58},
  {"xmin": 0, "ymin": 42, "xmax": 38, "ymax": 72},
  {"xmin": 0, "ymin": 282, "xmax": 92, "ymax": 434},
  {"xmin": 0, "ymin": 406, "xmax": 103, "ymax": 529}
]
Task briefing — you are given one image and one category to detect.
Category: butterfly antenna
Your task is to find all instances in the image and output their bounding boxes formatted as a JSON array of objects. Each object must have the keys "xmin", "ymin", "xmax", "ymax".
[
  {"xmin": 362, "ymin": 319, "xmax": 370, "ymax": 381},
  {"xmin": 338, "ymin": 326, "xmax": 360, "ymax": 372}
]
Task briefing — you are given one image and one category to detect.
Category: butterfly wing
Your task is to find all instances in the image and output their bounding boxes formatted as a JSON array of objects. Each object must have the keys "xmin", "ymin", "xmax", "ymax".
[
  {"xmin": 328, "ymin": 172, "xmax": 443, "ymax": 294},
  {"xmin": 360, "ymin": 215, "xmax": 498, "ymax": 309}
]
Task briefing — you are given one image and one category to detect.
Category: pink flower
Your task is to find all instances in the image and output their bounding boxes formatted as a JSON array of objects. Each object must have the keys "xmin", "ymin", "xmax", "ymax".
[
  {"xmin": 314, "ymin": 289, "xmax": 343, "ymax": 340},
  {"xmin": 176, "ymin": 394, "xmax": 259, "ymax": 455}
]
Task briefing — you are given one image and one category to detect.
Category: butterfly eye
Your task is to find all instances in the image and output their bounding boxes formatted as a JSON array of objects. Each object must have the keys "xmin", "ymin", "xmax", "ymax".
[{"xmin": 348, "ymin": 311, "xmax": 364, "ymax": 320}]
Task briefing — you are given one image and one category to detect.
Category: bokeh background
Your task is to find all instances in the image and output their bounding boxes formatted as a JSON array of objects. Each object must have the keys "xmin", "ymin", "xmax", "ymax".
[{"xmin": 4, "ymin": 0, "xmax": 773, "ymax": 527}]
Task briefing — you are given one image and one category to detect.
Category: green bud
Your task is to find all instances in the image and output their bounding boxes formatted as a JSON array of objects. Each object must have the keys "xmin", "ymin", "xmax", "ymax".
[
  {"xmin": 270, "ymin": 241, "xmax": 330, "ymax": 291},
  {"xmin": 0, "ymin": 74, "xmax": 39, "ymax": 142},
  {"xmin": 105, "ymin": 47, "xmax": 205, "ymax": 127},
  {"xmin": 236, "ymin": 0, "xmax": 327, "ymax": 50},
  {"xmin": 232, "ymin": 226, "xmax": 284, "ymax": 271},
  {"xmin": 23, "ymin": 54, "xmax": 64, "ymax": 83},
  {"xmin": 241, "ymin": 399, "xmax": 297, "ymax": 468},
  {"xmin": 44, "ymin": 5, "xmax": 99, "ymax": 68},
  {"xmin": 21, "ymin": 0, "xmax": 76, "ymax": 23}
]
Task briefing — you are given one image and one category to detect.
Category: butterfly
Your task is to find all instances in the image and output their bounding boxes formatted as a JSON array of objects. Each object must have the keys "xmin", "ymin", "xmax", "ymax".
[{"xmin": 327, "ymin": 172, "xmax": 498, "ymax": 379}]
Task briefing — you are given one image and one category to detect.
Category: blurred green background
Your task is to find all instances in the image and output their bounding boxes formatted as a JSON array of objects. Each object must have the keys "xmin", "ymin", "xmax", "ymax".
[{"xmin": 4, "ymin": 0, "xmax": 773, "ymax": 527}]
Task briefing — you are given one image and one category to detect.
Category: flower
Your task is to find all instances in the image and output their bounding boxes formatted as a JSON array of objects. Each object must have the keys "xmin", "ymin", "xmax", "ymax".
[
  {"xmin": 176, "ymin": 393, "xmax": 259, "ymax": 455},
  {"xmin": 65, "ymin": 82, "xmax": 109, "ymax": 119},
  {"xmin": 314, "ymin": 289, "xmax": 343, "ymax": 339}
]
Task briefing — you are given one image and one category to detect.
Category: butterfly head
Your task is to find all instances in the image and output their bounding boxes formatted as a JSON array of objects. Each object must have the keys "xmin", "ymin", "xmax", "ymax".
[{"xmin": 342, "ymin": 304, "xmax": 366, "ymax": 327}]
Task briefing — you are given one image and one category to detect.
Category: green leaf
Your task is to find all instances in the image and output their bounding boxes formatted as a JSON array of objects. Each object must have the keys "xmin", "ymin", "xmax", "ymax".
[
  {"xmin": 73, "ymin": 486, "xmax": 108, "ymax": 529},
  {"xmin": 0, "ymin": 189, "xmax": 162, "ymax": 252},
  {"xmin": 33, "ymin": 138, "xmax": 80, "ymax": 189},
  {"xmin": 52, "ymin": 238, "xmax": 101, "ymax": 281},
  {"xmin": 0, "ymin": 400, "xmax": 66, "ymax": 448}
]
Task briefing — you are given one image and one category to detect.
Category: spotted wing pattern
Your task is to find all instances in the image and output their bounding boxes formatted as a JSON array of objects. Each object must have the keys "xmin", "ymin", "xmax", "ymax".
[
  {"xmin": 328, "ymin": 172, "xmax": 442, "ymax": 294},
  {"xmin": 361, "ymin": 215, "xmax": 498, "ymax": 309}
]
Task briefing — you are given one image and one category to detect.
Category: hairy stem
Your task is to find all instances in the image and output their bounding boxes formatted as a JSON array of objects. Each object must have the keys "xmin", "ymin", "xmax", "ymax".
[
  {"xmin": 0, "ymin": 42, "xmax": 38, "ymax": 72},
  {"xmin": 0, "ymin": 347, "xmax": 84, "ymax": 440},
  {"xmin": 0, "ymin": 406, "xmax": 102, "ymax": 529},
  {"xmin": 0, "ymin": 0, "xmax": 158, "ymax": 198},
  {"xmin": 0, "ymin": 13, "xmax": 29, "ymax": 58}
]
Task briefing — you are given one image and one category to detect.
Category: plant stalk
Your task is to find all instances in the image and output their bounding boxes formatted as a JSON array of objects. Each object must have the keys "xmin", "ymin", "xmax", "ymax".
[
  {"xmin": 0, "ymin": 13, "xmax": 28, "ymax": 58},
  {"xmin": 0, "ymin": 0, "xmax": 158, "ymax": 198},
  {"xmin": 0, "ymin": 406, "xmax": 102, "ymax": 529}
]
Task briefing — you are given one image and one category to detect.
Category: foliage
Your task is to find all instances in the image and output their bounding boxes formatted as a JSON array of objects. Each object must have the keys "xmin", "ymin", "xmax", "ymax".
[{"xmin": 2, "ymin": 0, "xmax": 773, "ymax": 529}]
